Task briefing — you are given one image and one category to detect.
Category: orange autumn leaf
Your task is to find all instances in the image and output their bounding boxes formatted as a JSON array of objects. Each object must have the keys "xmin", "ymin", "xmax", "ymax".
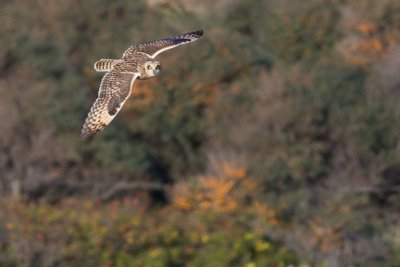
[
  {"xmin": 172, "ymin": 161, "xmax": 278, "ymax": 224},
  {"xmin": 354, "ymin": 22, "xmax": 377, "ymax": 35}
]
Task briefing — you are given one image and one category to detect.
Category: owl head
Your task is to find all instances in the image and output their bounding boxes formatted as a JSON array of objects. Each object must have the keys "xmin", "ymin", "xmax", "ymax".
[{"xmin": 143, "ymin": 60, "xmax": 161, "ymax": 78}]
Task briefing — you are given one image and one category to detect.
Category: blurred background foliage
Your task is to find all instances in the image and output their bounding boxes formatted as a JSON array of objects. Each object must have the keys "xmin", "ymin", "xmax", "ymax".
[{"xmin": 0, "ymin": 0, "xmax": 400, "ymax": 266}]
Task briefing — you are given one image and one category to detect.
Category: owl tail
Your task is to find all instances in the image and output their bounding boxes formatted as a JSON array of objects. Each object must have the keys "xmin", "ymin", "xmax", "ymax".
[{"xmin": 93, "ymin": 59, "xmax": 124, "ymax": 72}]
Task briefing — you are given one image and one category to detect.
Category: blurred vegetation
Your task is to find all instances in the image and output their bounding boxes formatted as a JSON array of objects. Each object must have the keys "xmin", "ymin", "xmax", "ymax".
[
  {"xmin": 0, "ymin": 164, "xmax": 297, "ymax": 267},
  {"xmin": 0, "ymin": 0, "xmax": 400, "ymax": 266}
]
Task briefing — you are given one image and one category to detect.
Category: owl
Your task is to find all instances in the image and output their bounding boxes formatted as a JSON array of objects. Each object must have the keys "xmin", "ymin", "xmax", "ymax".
[{"xmin": 81, "ymin": 30, "xmax": 203, "ymax": 138}]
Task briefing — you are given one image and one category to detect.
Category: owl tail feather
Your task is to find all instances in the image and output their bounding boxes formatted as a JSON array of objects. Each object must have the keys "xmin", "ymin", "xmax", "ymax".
[{"xmin": 93, "ymin": 59, "xmax": 124, "ymax": 72}]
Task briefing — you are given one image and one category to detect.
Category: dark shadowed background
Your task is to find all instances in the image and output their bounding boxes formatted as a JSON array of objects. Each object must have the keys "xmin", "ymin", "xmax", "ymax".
[{"xmin": 0, "ymin": 0, "xmax": 399, "ymax": 266}]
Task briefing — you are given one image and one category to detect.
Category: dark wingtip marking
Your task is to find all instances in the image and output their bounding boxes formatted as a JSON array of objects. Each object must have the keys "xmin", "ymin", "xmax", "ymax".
[
  {"xmin": 81, "ymin": 125, "xmax": 100, "ymax": 139},
  {"xmin": 81, "ymin": 128, "xmax": 94, "ymax": 139},
  {"xmin": 173, "ymin": 30, "xmax": 203, "ymax": 43},
  {"xmin": 81, "ymin": 131, "xmax": 91, "ymax": 139},
  {"xmin": 195, "ymin": 30, "xmax": 204, "ymax": 37},
  {"xmin": 187, "ymin": 30, "xmax": 203, "ymax": 39}
]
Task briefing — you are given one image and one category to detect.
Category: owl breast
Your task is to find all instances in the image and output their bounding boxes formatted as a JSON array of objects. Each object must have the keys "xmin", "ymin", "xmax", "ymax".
[{"xmin": 138, "ymin": 71, "xmax": 152, "ymax": 80}]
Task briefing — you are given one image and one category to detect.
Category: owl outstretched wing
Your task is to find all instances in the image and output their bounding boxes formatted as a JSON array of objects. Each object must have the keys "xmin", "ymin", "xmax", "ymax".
[
  {"xmin": 81, "ymin": 70, "xmax": 139, "ymax": 138},
  {"xmin": 122, "ymin": 30, "xmax": 203, "ymax": 59}
]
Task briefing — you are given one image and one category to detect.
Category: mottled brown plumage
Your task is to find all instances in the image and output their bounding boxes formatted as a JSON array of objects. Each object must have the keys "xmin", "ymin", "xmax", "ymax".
[
  {"xmin": 81, "ymin": 63, "xmax": 140, "ymax": 138},
  {"xmin": 81, "ymin": 30, "xmax": 203, "ymax": 138},
  {"xmin": 122, "ymin": 30, "xmax": 203, "ymax": 59}
]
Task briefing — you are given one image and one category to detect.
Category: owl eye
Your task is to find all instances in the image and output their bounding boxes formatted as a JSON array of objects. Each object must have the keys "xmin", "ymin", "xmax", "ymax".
[
  {"xmin": 156, "ymin": 65, "xmax": 161, "ymax": 70},
  {"xmin": 147, "ymin": 65, "xmax": 152, "ymax": 70}
]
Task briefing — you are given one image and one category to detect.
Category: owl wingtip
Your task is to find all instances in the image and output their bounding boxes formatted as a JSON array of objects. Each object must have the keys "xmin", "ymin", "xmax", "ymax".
[
  {"xmin": 80, "ymin": 132, "xmax": 90, "ymax": 139},
  {"xmin": 187, "ymin": 30, "xmax": 203, "ymax": 38},
  {"xmin": 81, "ymin": 128, "xmax": 94, "ymax": 139},
  {"xmin": 196, "ymin": 29, "xmax": 204, "ymax": 37}
]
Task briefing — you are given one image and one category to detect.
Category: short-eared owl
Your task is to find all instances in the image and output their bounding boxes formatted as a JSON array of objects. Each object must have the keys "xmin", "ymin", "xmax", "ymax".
[{"xmin": 81, "ymin": 30, "xmax": 203, "ymax": 138}]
